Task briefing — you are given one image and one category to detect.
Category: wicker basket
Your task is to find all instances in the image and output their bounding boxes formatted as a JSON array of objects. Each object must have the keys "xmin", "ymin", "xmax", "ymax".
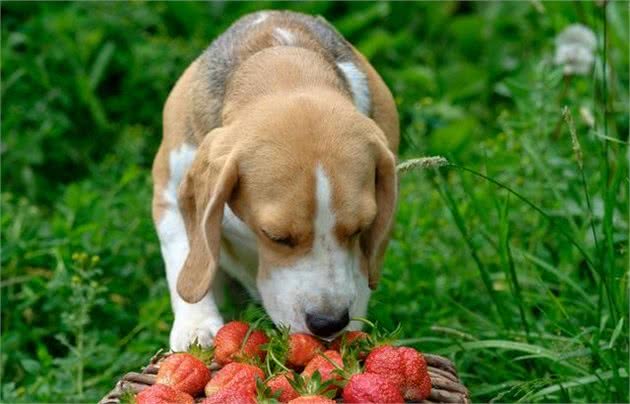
[{"xmin": 99, "ymin": 350, "xmax": 470, "ymax": 403}]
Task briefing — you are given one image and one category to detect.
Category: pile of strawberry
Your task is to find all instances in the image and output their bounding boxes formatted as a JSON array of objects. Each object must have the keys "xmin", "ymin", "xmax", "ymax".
[{"xmin": 133, "ymin": 320, "xmax": 431, "ymax": 404}]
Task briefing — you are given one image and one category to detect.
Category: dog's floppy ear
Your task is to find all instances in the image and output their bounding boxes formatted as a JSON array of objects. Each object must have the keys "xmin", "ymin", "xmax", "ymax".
[
  {"xmin": 176, "ymin": 134, "xmax": 238, "ymax": 303},
  {"xmin": 360, "ymin": 137, "xmax": 397, "ymax": 289}
]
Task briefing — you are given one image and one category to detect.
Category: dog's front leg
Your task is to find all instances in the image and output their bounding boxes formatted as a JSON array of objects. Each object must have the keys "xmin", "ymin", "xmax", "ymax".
[
  {"xmin": 153, "ymin": 141, "xmax": 225, "ymax": 351},
  {"xmin": 169, "ymin": 291, "xmax": 223, "ymax": 352},
  {"xmin": 157, "ymin": 193, "xmax": 224, "ymax": 351}
]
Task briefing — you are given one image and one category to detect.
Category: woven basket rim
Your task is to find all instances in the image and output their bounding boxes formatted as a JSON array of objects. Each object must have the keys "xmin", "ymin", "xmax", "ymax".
[{"xmin": 99, "ymin": 350, "xmax": 470, "ymax": 404}]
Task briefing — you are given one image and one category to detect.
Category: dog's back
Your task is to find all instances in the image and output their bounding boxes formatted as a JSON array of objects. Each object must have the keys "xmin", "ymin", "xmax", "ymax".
[{"xmin": 190, "ymin": 10, "xmax": 371, "ymax": 137}]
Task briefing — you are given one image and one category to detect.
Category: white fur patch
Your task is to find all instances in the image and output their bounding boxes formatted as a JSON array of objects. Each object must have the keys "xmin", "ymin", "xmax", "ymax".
[
  {"xmin": 157, "ymin": 143, "xmax": 223, "ymax": 350},
  {"xmin": 251, "ymin": 12, "xmax": 269, "ymax": 25},
  {"xmin": 257, "ymin": 165, "xmax": 370, "ymax": 334},
  {"xmin": 160, "ymin": 143, "xmax": 196, "ymax": 295},
  {"xmin": 220, "ymin": 206, "xmax": 260, "ymax": 299},
  {"xmin": 163, "ymin": 144, "xmax": 196, "ymax": 207},
  {"xmin": 273, "ymin": 27, "xmax": 295, "ymax": 45},
  {"xmin": 337, "ymin": 62, "xmax": 371, "ymax": 115}
]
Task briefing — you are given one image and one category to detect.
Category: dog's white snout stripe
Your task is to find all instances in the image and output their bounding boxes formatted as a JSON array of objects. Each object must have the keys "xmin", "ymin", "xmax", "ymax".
[{"xmin": 256, "ymin": 164, "xmax": 370, "ymax": 334}]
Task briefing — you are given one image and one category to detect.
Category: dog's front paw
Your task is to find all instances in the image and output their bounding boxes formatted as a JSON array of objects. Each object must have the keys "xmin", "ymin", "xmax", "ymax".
[{"xmin": 169, "ymin": 314, "xmax": 223, "ymax": 352}]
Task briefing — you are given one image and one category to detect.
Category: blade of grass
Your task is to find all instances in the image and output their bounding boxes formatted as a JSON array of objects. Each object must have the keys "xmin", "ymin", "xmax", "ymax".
[
  {"xmin": 435, "ymin": 340, "xmax": 588, "ymax": 374},
  {"xmin": 88, "ymin": 42, "xmax": 115, "ymax": 90},
  {"xmin": 593, "ymin": 130, "xmax": 629, "ymax": 144},
  {"xmin": 518, "ymin": 249, "xmax": 594, "ymax": 306},
  {"xmin": 433, "ymin": 171, "xmax": 510, "ymax": 328},
  {"xmin": 516, "ymin": 344, "xmax": 610, "ymax": 362},
  {"xmin": 607, "ymin": 317, "xmax": 624, "ymax": 349},
  {"xmin": 562, "ymin": 106, "xmax": 599, "ymax": 253},
  {"xmin": 498, "ymin": 194, "xmax": 530, "ymax": 338},
  {"xmin": 473, "ymin": 381, "xmax": 522, "ymax": 397},
  {"xmin": 394, "ymin": 337, "xmax": 451, "ymax": 345},
  {"xmin": 430, "ymin": 325, "xmax": 476, "ymax": 341},
  {"xmin": 458, "ymin": 160, "xmax": 493, "ymax": 226},
  {"xmin": 528, "ymin": 368, "xmax": 628, "ymax": 401},
  {"xmin": 498, "ymin": 330, "xmax": 577, "ymax": 343}
]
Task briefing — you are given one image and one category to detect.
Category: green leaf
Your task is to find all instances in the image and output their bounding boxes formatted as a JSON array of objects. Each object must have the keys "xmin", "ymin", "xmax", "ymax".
[{"xmin": 20, "ymin": 358, "xmax": 41, "ymax": 374}]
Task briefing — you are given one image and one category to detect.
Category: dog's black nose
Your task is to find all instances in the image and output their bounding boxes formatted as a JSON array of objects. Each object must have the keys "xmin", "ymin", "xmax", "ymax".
[{"xmin": 306, "ymin": 309, "xmax": 350, "ymax": 338}]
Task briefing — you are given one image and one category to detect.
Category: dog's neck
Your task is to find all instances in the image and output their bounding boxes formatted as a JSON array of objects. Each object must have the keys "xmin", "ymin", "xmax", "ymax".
[{"xmin": 221, "ymin": 46, "xmax": 355, "ymax": 125}]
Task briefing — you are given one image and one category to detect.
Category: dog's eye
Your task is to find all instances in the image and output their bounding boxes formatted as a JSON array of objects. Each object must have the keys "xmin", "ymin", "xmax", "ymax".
[{"xmin": 262, "ymin": 229, "xmax": 296, "ymax": 248}]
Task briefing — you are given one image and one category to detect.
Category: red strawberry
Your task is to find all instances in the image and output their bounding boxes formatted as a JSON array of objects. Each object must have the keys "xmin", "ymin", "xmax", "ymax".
[
  {"xmin": 364, "ymin": 345, "xmax": 431, "ymax": 401},
  {"xmin": 267, "ymin": 372, "xmax": 299, "ymax": 402},
  {"xmin": 287, "ymin": 396, "xmax": 335, "ymax": 404},
  {"xmin": 204, "ymin": 362, "xmax": 264, "ymax": 398},
  {"xmin": 214, "ymin": 321, "xmax": 269, "ymax": 365},
  {"xmin": 135, "ymin": 384, "xmax": 194, "ymax": 404},
  {"xmin": 301, "ymin": 350, "xmax": 343, "ymax": 393},
  {"xmin": 200, "ymin": 387, "xmax": 255, "ymax": 404},
  {"xmin": 155, "ymin": 353, "xmax": 211, "ymax": 395},
  {"xmin": 342, "ymin": 372, "xmax": 404, "ymax": 403},
  {"xmin": 302, "ymin": 350, "xmax": 343, "ymax": 381},
  {"xmin": 287, "ymin": 333, "xmax": 324, "ymax": 368}
]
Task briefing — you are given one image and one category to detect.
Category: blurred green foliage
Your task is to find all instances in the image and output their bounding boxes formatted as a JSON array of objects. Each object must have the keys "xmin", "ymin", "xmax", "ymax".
[{"xmin": 1, "ymin": 2, "xmax": 628, "ymax": 403}]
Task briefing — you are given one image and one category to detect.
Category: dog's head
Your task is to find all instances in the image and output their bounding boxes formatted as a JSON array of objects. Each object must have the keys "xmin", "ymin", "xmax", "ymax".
[{"xmin": 176, "ymin": 90, "xmax": 397, "ymax": 337}]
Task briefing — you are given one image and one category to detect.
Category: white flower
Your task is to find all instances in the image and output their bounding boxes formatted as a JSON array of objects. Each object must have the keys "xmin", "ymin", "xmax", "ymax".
[{"xmin": 554, "ymin": 24, "xmax": 597, "ymax": 75}]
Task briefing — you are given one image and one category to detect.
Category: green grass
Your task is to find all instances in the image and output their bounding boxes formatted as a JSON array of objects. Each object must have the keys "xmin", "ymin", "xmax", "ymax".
[{"xmin": 1, "ymin": 2, "xmax": 628, "ymax": 402}]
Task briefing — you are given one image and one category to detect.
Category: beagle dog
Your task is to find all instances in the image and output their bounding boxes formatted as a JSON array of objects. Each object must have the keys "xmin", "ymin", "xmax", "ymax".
[{"xmin": 152, "ymin": 10, "xmax": 399, "ymax": 351}]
